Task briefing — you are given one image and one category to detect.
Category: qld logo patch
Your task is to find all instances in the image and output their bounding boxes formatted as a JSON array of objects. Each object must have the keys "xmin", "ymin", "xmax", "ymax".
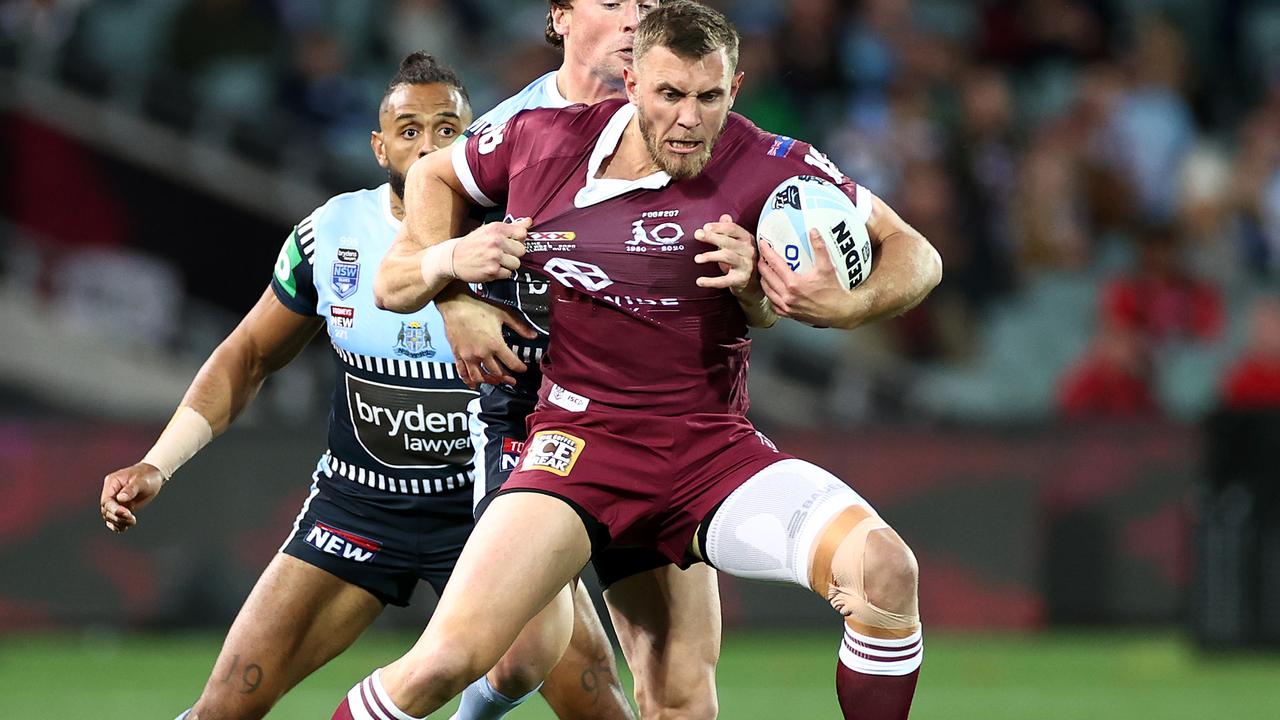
[
  {"xmin": 304, "ymin": 521, "xmax": 381, "ymax": 562},
  {"xmin": 521, "ymin": 430, "xmax": 585, "ymax": 477},
  {"xmin": 331, "ymin": 261, "xmax": 359, "ymax": 299}
]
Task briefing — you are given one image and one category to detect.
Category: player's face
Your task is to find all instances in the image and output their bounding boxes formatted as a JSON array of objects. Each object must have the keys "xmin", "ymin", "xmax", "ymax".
[
  {"xmin": 556, "ymin": 1, "xmax": 659, "ymax": 87},
  {"xmin": 372, "ymin": 82, "xmax": 470, "ymax": 199},
  {"xmin": 628, "ymin": 45, "xmax": 743, "ymax": 180}
]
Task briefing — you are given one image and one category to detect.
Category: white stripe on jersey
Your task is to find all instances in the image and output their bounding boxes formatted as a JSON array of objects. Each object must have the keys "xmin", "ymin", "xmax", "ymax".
[
  {"xmin": 278, "ymin": 481, "xmax": 321, "ymax": 554},
  {"xmin": 452, "ymin": 139, "xmax": 496, "ymax": 208},
  {"xmin": 330, "ymin": 341, "xmax": 456, "ymax": 380},
  {"xmin": 324, "ymin": 452, "xmax": 473, "ymax": 496}
]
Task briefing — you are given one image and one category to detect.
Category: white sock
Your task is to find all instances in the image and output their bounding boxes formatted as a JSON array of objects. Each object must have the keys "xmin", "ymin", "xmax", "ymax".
[
  {"xmin": 449, "ymin": 675, "xmax": 541, "ymax": 720},
  {"xmin": 344, "ymin": 668, "xmax": 427, "ymax": 720},
  {"xmin": 174, "ymin": 711, "xmax": 191, "ymax": 720}
]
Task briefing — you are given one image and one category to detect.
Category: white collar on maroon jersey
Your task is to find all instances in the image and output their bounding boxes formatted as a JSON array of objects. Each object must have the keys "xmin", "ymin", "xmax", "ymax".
[{"xmin": 574, "ymin": 103, "xmax": 672, "ymax": 208}]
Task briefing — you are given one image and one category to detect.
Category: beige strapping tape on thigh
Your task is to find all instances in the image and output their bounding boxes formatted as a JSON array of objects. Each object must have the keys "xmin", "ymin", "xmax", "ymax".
[{"xmin": 814, "ymin": 512, "xmax": 919, "ymax": 631}]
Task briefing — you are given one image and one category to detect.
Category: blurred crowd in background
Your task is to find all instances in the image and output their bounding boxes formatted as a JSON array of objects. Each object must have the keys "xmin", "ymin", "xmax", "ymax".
[{"xmin": 3, "ymin": 0, "xmax": 1280, "ymax": 427}]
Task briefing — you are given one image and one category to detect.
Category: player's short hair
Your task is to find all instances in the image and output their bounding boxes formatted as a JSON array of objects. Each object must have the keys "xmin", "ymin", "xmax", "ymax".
[
  {"xmin": 381, "ymin": 51, "xmax": 470, "ymax": 109},
  {"xmin": 545, "ymin": 0, "xmax": 573, "ymax": 49},
  {"xmin": 634, "ymin": 0, "xmax": 739, "ymax": 70}
]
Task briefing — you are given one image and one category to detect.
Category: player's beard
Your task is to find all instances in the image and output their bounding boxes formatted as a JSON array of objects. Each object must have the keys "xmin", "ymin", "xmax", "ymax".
[
  {"xmin": 388, "ymin": 167, "xmax": 407, "ymax": 201},
  {"xmin": 637, "ymin": 107, "xmax": 724, "ymax": 181}
]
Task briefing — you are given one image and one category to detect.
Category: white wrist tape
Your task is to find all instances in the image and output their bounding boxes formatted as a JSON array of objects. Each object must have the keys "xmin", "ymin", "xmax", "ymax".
[
  {"xmin": 141, "ymin": 406, "xmax": 214, "ymax": 481},
  {"xmin": 419, "ymin": 237, "xmax": 459, "ymax": 287}
]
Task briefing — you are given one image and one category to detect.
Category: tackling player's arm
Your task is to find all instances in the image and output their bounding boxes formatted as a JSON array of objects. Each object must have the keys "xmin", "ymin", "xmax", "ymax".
[
  {"xmin": 372, "ymin": 148, "xmax": 529, "ymax": 314},
  {"xmin": 759, "ymin": 192, "xmax": 941, "ymax": 329},
  {"xmin": 99, "ymin": 290, "xmax": 324, "ymax": 532}
]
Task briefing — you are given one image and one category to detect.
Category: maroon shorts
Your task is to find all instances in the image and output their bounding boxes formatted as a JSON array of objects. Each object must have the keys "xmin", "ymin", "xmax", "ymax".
[{"xmin": 499, "ymin": 406, "xmax": 793, "ymax": 567}]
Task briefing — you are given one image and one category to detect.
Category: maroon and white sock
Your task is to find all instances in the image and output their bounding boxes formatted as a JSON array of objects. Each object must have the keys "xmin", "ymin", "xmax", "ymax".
[
  {"xmin": 835, "ymin": 626, "xmax": 923, "ymax": 720},
  {"xmin": 332, "ymin": 669, "xmax": 426, "ymax": 720}
]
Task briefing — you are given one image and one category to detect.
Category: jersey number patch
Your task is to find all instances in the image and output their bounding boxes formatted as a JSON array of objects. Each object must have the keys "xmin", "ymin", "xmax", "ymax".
[
  {"xmin": 804, "ymin": 147, "xmax": 844, "ymax": 185},
  {"xmin": 477, "ymin": 122, "xmax": 507, "ymax": 155}
]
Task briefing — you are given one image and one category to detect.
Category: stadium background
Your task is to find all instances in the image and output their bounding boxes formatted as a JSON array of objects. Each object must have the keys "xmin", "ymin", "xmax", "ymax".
[{"xmin": 1, "ymin": 0, "xmax": 1278, "ymax": 717}]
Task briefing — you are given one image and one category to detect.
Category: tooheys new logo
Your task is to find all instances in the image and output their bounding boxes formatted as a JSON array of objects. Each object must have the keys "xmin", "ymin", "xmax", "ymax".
[{"xmin": 345, "ymin": 375, "xmax": 476, "ymax": 468}]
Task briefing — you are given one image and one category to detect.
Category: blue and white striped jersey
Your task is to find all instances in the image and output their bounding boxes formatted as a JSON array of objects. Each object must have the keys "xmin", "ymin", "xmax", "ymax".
[{"xmin": 271, "ymin": 184, "xmax": 476, "ymax": 496}]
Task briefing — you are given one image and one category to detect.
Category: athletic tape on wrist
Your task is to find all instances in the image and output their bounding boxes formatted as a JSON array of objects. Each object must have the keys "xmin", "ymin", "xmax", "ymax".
[
  {"xmin": 419, "ymin": 237, "xmax": 459, "ymax": 286},
  {"xmin": 141, "ymin": 406, "xmax": 214, "ymax": 481}
]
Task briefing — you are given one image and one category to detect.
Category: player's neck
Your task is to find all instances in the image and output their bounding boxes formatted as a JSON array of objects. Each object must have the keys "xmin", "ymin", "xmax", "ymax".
[
  {"xmin": 555, "ymin": 63, "xmax": 624, "ymax": 106},
  {"xmin": 597, "ymin": 117, "xmax": 661, "ymax": 180},
  {"xmin": 389, "ymin": 190, "xmax": 406, "ymax": 221}
]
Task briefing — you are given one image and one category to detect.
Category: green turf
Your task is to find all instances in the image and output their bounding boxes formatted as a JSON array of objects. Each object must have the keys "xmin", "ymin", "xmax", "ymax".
[{"xmin": 1, "ymin": 630, "xmax": 1277, "ymax": 718}]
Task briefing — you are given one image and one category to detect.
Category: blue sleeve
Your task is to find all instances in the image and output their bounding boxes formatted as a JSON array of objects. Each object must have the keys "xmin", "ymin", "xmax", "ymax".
[{"xmin": 270, "ymin": 220, "xmax": 319, "ymax": 316}]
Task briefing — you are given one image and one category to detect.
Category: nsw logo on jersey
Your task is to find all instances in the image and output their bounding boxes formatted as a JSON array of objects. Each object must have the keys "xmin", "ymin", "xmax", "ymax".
[
  {"xmin": 331, "ymin": 261, "xmax": 360, "ymax": 299},
  {"xmin": 305, "ymin": 521, "xmax": 381, "ymax": 562},
  {"xmin": 521, "ymin": 430, "xmax": 585, "ymax": 477},
  {"xmin": 394, "ymin": 321, "xmax": 435, "ymax": 358}
]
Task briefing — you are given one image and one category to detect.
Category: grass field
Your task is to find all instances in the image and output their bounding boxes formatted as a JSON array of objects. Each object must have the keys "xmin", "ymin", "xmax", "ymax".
[{"xmin": 1, "ymin": 630, "xmax": 1277, "ymax": 718}]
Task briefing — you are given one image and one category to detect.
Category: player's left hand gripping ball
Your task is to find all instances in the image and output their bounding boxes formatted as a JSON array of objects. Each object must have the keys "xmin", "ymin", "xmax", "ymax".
[{"xmin": 694, "ymin": 214, "xmax": 761, "ymax": 297}]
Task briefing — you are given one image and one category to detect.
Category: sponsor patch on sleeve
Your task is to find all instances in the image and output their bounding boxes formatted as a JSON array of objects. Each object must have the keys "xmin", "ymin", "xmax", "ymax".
[{"xmin": 520, "ymin": 430, "xmax": 586, "ymax": 477}]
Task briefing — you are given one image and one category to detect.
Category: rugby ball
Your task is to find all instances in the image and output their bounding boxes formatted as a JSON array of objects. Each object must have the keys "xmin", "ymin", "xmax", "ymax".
[{"xmin": 756, "ymin": 175, "xmax": 872, "ymax": 290}]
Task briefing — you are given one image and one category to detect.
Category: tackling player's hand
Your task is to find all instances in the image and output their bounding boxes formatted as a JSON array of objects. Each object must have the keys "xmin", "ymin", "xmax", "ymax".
[
  {"xmin": 758, "ymin": 228, "xmax": 868, "ymax": 329},
  {"xmin": 694, "ymin": 215, "xmax": 762, "ymax": 298},
  {"xmin": 437, "ymin": 291, "xmax": 538, "ymax": 388},
  {"xmin": 450, "ymin": 218, "xmax": 530, "ymax": 282},
  {"xmin": 100, "ymin": 463, "xmax": 165, "ymax": 533}
]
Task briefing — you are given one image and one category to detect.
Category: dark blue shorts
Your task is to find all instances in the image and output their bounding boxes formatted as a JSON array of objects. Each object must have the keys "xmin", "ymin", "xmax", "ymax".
[
  {"xmin": 280, "ymin": 473, "xmax": 474, "ymax": 607},
  {"xmin": 469, "ymin": 382, "xmax": 674, "ymax": 588}
]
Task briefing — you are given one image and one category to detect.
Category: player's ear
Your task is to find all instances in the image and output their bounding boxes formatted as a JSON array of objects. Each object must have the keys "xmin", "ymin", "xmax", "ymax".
[
  {"xmin": 729, "ymin": 71, "xmax": 745, "ymax": 107},
  {"xmin": 371, "ymin": 131, "xmax": 389, "ymax": 169},
  {"xmin": 552, "ymin": 4, "xmax": 571, "ymax": 38},
  {"xmin": 623, "ymin": 65, "xmax": 639, "ymax": 103}
]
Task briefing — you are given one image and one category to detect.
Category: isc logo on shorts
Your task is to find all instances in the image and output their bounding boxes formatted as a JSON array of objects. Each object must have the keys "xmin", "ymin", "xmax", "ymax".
[
  {"xmin": 521, "ymin": 430, "xmax": 585, "ymax": 477},
  {"xmin": 305, "ymin": 521, "xmax": 381, "ymax": 562}
]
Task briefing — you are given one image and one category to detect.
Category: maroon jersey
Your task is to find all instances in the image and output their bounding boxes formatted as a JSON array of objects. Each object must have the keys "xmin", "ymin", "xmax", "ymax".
[{"xmin": 451, "ymin": 99, "xmax": 871, "ymax": 416}]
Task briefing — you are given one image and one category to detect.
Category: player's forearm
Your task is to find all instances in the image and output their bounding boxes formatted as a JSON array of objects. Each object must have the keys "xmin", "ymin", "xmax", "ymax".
[
  {"xmin": 373, "ymin": 233, "xmax": 456, "ymax": 313},
  {"xmin": 178, "ymin": 331, "xmax": 273, "ymax": 436},
  {"xmin": 374, "ymin": 161, "xmax": 470, "ymax": 312},
  {"xmin": 737, "ymin": 287, "xmax": 779, "ymax": 328},
  {"xmin": 836, "ymin": 230, "xmax": 942, "ymax": 330},
  {"xmin": 138, "ymin": 335, "xmax": 261, "ymax": 479}
]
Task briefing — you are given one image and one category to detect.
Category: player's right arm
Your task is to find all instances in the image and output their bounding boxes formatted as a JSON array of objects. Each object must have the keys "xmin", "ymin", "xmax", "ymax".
[
  {"xmin": 100, "ymin": 289, "xmax": 324, "ymax": 533},
  {"xmin": 372, "ymin": 147, "xmax": 529, "ymax": 314}
]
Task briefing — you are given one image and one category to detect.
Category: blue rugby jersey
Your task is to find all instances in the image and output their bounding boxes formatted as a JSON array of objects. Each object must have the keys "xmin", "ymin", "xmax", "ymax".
[{"xmin": 271, "ymin": 183, "xmax": 477, "ymax": 495}]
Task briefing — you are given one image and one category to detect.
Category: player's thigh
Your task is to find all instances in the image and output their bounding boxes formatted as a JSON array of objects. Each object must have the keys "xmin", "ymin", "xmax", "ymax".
[
  {"xmin": 604, "ymin": 559, "xmax": 721, "ymax": 716},
  {"xmin": 195, "ymin": 553, "xmax": 382, "ymax": 716},
  {"xmin": 408, "ymin": 490, "xmax": 593, "ymax": 665},
  {"xmin": 699, "ymin": 458, "xmax": 905, "ymax": 598}
]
